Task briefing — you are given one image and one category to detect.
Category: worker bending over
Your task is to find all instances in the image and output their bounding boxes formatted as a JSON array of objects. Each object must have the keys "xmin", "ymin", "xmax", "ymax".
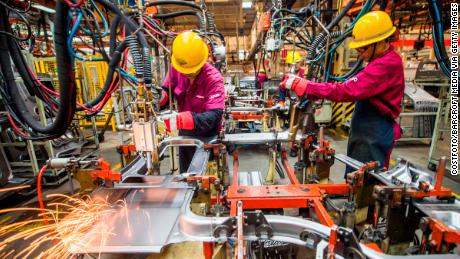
[
  {"xmin": 161, "ymin": 31, "xmax": 225, "ymax": 173},
  {"xmin": 274, "ymin": 51, "xmax": 305, "ymax": 109},
  {"xmin": 281, "ymin": 11, "xmax": 404, "ymax": 172}
]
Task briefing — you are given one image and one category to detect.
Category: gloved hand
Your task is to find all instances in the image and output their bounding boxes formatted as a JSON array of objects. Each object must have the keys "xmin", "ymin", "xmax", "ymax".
[
  {"xmin": 272, "ymin": 101, "xmax": 285, "ymax": 110},
  {"xmin": 280, "ymin": 74, "xmax": 309, "ymax": 97},
  {"xmin": 161, "ymin": 111, "xmax": 194, "ymax": 133},
  {"xmin": 160, "ymin": 90, "xmax": 168, "ymax": 107},
  {"xmin": 153, "ymin": 88, "xmax": 169, "ymax": 107}
]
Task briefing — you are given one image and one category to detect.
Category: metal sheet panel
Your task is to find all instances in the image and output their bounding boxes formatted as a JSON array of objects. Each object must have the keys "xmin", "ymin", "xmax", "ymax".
[{"xmin": 70, "ymin": 188, "xmax": 190, "ymax": 254}]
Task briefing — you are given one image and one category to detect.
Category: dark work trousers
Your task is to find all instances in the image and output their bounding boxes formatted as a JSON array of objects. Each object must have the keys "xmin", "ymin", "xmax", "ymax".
[{"xmin": 345, "ymin": 100, "xmax": 394, "ymax": 176}]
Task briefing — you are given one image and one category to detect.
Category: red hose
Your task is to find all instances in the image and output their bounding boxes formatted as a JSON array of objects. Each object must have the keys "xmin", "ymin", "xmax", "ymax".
[
  {"xmin": 27, "ymin": 66, "xmax": 98, "ymax": 113},
  {"xmin": 37, "ymin": 165, "xmax": 49, "ymax": 225},
  {"xmin": 63, "ymin": 0, "xmax": 83, "ymax": 8},
  {"xmin": 7, "ymin": 112, "xmax": 30, "ymax": 139}
]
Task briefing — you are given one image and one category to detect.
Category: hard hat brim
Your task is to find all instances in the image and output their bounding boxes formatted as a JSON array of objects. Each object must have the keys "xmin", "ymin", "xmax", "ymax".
[
  {"xmin": 286, "ymin": 59, "xmax": 302, "ymax": 65},
  {"xmin": 172, "ymin": 44, "xmax": 209, "ymax": 74},
  {"xmin": 349, "ymin": 26, "xmax": 396, "ymax": 49}
]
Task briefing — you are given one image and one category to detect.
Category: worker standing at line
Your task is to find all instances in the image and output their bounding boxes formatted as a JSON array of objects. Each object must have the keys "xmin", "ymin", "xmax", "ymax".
[
  {"xmin": 160, "ymin": 31, "xmax": 225, "ymax": 173},
  {"xmin": 280, "ymin": 11, "xmax": 404, "ymax": 173},
  {"xmin": 256, "ymin": 66, "xmax": 268, "ymax": 97},
  {"xmin": 273, "ymin": 51, "xmax": 305, "ymax": 109}
]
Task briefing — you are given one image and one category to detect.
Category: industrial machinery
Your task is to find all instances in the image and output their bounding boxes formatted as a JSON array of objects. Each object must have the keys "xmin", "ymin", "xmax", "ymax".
[
  {"xmin": 0, "ymin": 0, "xmax": 456, "ymax": 258},
  {"xmin": 56, "ymin": 121, "xmax": 459, "ymax": 258},
  {"xmin": 35, "ymin": 91, "xmax": 458, "ymax": 258}
]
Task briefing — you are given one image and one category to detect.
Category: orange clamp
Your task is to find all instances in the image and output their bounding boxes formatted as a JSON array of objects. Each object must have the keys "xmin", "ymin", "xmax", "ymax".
[{"xmin": 90, "ymin": 158, "xmax": 121, "ymax": 182}]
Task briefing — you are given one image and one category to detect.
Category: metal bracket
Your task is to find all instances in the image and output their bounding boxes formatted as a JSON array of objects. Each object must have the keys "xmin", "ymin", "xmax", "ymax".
[
  {"xmin": 300, "ymin": 230, "xmax": 324, "ymax": 250},
  {"xmin": 213, "ymin": 217, "xmax": 236, "ymax": 242},
  {"xmin": 336, "ymin": 227, "xmax": 365, "ymax": 259},
  {"xmin": 212, "ymin": 210, "xmax": 274, "ymax": 242},
  {"xmin": 244, "ymin": 210, "xmax": 273, "ymax": 239}
]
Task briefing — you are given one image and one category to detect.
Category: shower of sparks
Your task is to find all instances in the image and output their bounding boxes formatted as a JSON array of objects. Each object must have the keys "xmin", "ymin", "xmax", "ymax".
[
  {"xmin": 0, "ymin": 185, "xmax": 31, "ymax": 192},
  {"xmin": 0, "ymin": 193, "xmax": 128, "ymax": 259}
]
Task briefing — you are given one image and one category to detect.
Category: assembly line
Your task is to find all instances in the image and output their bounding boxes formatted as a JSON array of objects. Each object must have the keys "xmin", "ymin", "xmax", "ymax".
[{"xmin": 0, "ymin": 0, "xmax": 457, "ymax": 258}]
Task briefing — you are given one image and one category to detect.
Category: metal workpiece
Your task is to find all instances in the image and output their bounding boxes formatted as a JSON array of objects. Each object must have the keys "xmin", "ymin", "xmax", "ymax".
[
  {"xmin": 227, "ymin": 106, "xmax": 288, "ymax": 112},
  {"xmin": 70, "ymin": 188, "xmax": 195, "ymax": 254},
  {"xmin": 184, "ymin": 147, "xmax": 210, "ymax": 175},
  {"xmin": 114, "ymin": 175, "xmax": 192, "ymax": 189},
  {"xmin": 361, "ymin": 247, "xmax": 460, "ymax": 259},
  {"xmin": 116, "ymin": 147, "xmax": 209, "ymax": 186},
  {"xmin": 222, "ymin": 131, "xmax": 303, "ymax": 145},
  {"xmin": 119, "ymin": 156, "xmax": 147, "ymax": 179},
  {"xmin": 238, "ymin": 171, "xmax": 264, "ymax": 186},
  {"xmin": 158, "ymin": 136, "xmax": 205, "ymax": 157},
  {"xmin": 334, "ymin": 154, "xmax": 441, "ymax": 192},
  {"xmin": 71, "ymin": 185, "xmax": 460, "ymax": 258},
  {"xmin": 413, "ymin": 198, "xmax": 460, "ymax": 230},
  {"xmin": 375, "ymin": 158, "xmax": 434, "ymax": 189},
  {"xmin": 334, "ymin": 153, "xmax": 364, "ymax": 170}
]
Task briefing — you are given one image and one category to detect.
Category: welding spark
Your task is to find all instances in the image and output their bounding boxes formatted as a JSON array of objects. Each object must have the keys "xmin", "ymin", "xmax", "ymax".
[
  {"xmin": 0, "ymin": 193, "xmax": 128, "ymax": 259},
  {"xmin": 0, "ymin": 185, "xmax": 31, "ymax": 193}
]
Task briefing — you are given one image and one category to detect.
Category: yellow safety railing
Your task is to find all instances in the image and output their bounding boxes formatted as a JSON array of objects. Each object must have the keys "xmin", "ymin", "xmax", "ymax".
[{"xmin": 34, "ymin": 57, "xmax": 116, "ymax": 132}]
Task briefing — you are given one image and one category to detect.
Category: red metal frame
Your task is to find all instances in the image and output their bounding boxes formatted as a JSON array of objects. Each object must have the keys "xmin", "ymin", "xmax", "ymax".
[
  {"xmin": 328, "ymin": 226, "xmax": 338, "ymax": 259},
  {"xmin": 90, "ymin": 158, "xmax": 121, "ymax": 182},
  {"xmin": 230, "ymin": 112, "xmax": 269, "ymax": 121},
  {"xmin": 227, "ymin": 150, "xmax": 350, "ymax": 229},
  {"xmin": 118, "ymin": 144, "xmax": 136, "ymax": 156},
  {"xmin": 426, "ymin": 218, "xmax": 460, "ymax": 252},
  {"xmin": 222, "ymin": 145, "xmax": 352, "ymax": 257}
]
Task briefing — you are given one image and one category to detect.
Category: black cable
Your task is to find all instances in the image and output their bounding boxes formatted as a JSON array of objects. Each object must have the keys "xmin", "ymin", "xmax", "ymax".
[
  {"xmin": 326, "ymin": 0, "xmax": 356, "ymax": 31},
  {"xmin": 271, "ymin": 7, "xmax": 312, "ymax": 20},
  {"xmin": 76, "ymin": 42, "xmax": 125, "ymax": 111},
  {"xmin": 0, "ymin": 2, "xmax": 76, "ymax": 137},
  {"xmin": 75, "ymin": 0, "xmax": 151, "ymax": 110},
  {"xmin": 0, "ymin": 1, "xmax": 32, "ymax": 41},
  {"xmin": 109, "ymin": 14, "xmax": 122, "ymax": 56},
  {"xmin": 150, "ymin": 10, "xmax": 206, "ymax": 31},
  {"xmin": 330, "ymin": 58, "xmax": 363, "ymax": 81},
  {"xmin": 145, "ymin": 0, "xmax": 203, "ymax": 11}
]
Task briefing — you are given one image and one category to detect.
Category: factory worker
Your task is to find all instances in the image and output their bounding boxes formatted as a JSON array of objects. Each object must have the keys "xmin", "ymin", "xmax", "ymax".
[
  {"xmin": 280, "ymin": 11, "xmax": 404, "ymax": 173},
  {"xmin": 160, "ymin": 31, "xmax": 225, "ymax": 173},
  {"xmin": 256, "ymin": 66, "xmax": 268, "ymax": 96},
  {"xmin": 273, "ymin": 50, "xmax": 305, "ymax": 109}
]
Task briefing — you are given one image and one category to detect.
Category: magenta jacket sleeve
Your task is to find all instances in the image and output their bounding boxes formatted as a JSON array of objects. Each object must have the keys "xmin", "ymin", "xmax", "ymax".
[
  {"xmin": 305, "ymin": 59, "xmax": 392, "ymax": 102},
  {"xmin": 162, "ymin": 70, "xmax": 173, "ymax": 88},
  {"xmin": 205, "ymin": 76, "xmax": 225, "ymax": 110}
]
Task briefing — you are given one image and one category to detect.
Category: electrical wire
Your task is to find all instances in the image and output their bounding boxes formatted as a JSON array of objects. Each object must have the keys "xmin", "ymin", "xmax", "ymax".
[
  {"xmin": 0, "ymin": 0, "xmax": 32, "ymax": 41},
  {"xmin": 37, "ymin": 165, "xmax": 49, "ymax": 225}
]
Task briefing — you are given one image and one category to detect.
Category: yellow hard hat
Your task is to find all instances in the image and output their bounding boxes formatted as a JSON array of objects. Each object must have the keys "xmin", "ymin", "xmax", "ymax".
[
  {"xmin": 171, "ymin": 31, "xmax": 209, "ymax": 74},
  {"xmin": 349, "ymin": 11, "xmax": 396, "ymax": 49},
  {"xmin": 285, "ymin": 51, "xmax": 302, "ymax": 65}
]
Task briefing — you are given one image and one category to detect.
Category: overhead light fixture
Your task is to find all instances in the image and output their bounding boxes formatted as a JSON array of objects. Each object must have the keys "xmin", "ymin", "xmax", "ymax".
[
  {"xmin": 31, "ymin": 4, "xmax": 56, "ymax": 14},
  {"xmin": 242, "ymin": 0, "xmax": 252, "ymax": 9}
]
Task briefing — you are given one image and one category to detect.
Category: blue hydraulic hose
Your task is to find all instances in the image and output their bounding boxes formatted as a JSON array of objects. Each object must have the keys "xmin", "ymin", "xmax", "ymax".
[
  {"xmin": 79, "ymin": 0, "xmax": 109, "ymax": 38},
  {"xmin": 323, "ymin": 0, "xmax": 373, "ymax": 81},
  {"xmin": 119, "ymin": 69, "xmax": 138, "ymax": 83},
  {"xmin": 68, "ymin": 11, "xmax": 104, "ymax": 61},
  {"xmin": 430, "ymin": 0, "xmax": 451, "ymax": 78}
]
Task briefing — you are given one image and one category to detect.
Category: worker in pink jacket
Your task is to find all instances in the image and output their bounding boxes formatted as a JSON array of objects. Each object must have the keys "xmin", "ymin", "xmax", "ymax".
[
  {"xmin": 273, "ymin": 51, "xmax": 305, "ymax": 109},
  {"xmin": 161, "ymin": 31, "xmax": 225, "ymax": 173},
  {"xmin": 281, "ymin": 11, "xmax": 404, "ymax": 174}
]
